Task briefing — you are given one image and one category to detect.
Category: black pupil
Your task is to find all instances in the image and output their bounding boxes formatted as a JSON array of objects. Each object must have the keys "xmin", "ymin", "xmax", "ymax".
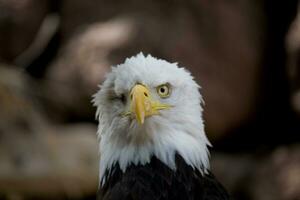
[{"xmin": 160, "ymin": 87, "xmax": 165, "ymax": 93}]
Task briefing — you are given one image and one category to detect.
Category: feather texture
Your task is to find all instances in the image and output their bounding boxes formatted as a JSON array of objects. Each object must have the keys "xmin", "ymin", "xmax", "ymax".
[{"xmin": 98, "ymin": 154, "xmax": 230, "ymax": 200}]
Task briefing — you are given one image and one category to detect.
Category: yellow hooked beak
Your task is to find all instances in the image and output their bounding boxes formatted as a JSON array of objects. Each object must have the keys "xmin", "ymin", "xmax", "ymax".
[{"xmin": 125, "ymin": 84, "xmax": 171, "ymax": 124}]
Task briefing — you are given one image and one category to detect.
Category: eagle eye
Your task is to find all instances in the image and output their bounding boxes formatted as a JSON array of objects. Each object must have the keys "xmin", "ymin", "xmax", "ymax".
[
  {"xmin": 107, "ymin": 89, "xmax": 126, "ymax": 104},
  {"xmin": 156, "ymin": 83, "xmax": 171, "ymax": 98},
  {"xmin": 120, "ymin": 94, "xmax": 126, "ymax": 103}
]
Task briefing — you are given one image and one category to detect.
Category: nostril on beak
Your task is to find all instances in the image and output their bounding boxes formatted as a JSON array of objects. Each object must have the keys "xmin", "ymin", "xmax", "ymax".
[{"xmin": 144, "ymin": 92, "xmax": 148, "ymax": 97}]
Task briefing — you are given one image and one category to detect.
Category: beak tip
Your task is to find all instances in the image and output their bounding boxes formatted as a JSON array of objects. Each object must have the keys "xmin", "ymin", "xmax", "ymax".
[{"xmin": 137, "ymin": 115, "xmax": 145, "ymax": 125}]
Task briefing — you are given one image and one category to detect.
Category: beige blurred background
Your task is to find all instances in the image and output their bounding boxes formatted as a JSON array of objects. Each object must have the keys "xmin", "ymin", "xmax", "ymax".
[{"xmin": 0, "ymin": 0, "xmax": 300, "ymax": 199}]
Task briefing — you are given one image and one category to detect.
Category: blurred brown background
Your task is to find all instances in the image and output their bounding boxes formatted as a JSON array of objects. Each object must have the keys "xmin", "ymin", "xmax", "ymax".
[{"xmin": 0, "ymin": 0, "xmax": 300, "ymax": 199}]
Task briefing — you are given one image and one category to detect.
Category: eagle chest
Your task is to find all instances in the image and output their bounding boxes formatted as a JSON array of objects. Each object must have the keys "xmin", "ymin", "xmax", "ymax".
[{"xmin": 98, "ymin": 154, "xmax": 229, "ymax": 200}]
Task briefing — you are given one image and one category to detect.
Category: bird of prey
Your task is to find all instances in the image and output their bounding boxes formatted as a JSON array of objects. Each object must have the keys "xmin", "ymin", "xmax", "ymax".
[{"xmin": 93, "ymin": 53, "xmax": 230, "ymax": 200}]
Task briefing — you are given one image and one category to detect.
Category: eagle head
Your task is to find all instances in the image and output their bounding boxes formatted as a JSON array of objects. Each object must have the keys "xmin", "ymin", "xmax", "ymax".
[{"xmin": 93, "ymin": 53, "xmax": 211, "ymax": 184}]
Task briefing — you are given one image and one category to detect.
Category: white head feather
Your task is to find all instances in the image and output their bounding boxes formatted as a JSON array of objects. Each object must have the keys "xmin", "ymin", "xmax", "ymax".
[{"xmin": 93, "ymin": 53, "xmax": 211, "ymax": 184}]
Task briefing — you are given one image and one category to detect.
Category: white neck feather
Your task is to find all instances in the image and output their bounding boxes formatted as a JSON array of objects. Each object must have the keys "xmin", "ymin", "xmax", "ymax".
[{"xmin": 98, "ymin": 114, "xmax": 211, "ymax": 185}]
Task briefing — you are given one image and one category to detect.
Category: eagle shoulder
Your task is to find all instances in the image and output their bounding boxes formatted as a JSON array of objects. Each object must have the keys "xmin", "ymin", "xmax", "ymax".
[{"xmin": 98, "ymin": 154, "xmax": 230, "ymax": 200}]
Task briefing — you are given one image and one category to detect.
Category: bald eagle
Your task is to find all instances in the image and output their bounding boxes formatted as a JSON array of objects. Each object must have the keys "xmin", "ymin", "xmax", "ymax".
[{"xmin": 93, "ymin": 53, "xmax": 230, "ymax": 200}]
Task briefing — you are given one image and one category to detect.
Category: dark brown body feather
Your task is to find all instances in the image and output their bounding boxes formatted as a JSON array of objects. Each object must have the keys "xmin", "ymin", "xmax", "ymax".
[{"xmin": 98, "ymin": 154, "xmax": 230, "ymax": 200}]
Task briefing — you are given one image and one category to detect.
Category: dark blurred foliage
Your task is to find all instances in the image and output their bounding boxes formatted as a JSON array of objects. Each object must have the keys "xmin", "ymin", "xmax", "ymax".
[
  {"xmin": 217, "ymin": 0, "xmax": 300, "ymax": 150},
  {"xmin": 0, "ymin": 0, "xmax": 300, "ymax": 199}
]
